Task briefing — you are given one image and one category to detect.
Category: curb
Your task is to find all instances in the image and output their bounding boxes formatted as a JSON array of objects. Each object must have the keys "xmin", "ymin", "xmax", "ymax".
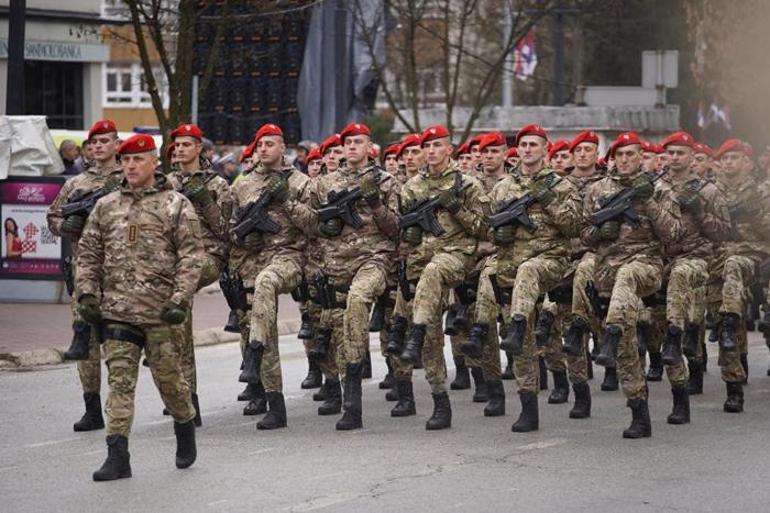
[{"xmin": 0, "ymin": 317, "xmax": 302, "ymax": 370}]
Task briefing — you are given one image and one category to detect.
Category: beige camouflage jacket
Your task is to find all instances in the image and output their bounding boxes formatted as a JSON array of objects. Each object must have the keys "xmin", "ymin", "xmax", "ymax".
[
  {"xmin": 581, "ymin": 169, "xmax": 682, "ymax": 295},
  {"xmin": 47, "ymin": 162, "xmax": 124, "ymax": 257},
  {"xmin": 76, "ymin": 176, "xmax": 204, "ymax": 326},
  {"xmin": 400, "ymin": 161, "xmax": 489, "ymax": 279},
  {"xmin": 491, "ymin": 167, "xmax": 580, "ymax": 277},
  {"xmin": 229, "ymin": 164, "xmax": 311, "ymax": 278},
  {"xmin": 565, "ymin": 172, "xmax": 604, "ymax": 260},
  {"xmin": 717, "ymin": 175, "xmax": 770, "ymax": 262}
]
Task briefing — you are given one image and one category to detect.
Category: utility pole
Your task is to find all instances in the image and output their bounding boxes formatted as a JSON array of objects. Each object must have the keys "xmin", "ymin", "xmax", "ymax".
[
  {"xmin": 502, "ymin": 1, "xmax": 515, "ymax": 108},
  {"xmin": 6, "ymin": 0, "xmax": 26, "ymax": 115},
  {"xmin": 551, "ymin": 1, "xmax": 565, "ymax": 106}
]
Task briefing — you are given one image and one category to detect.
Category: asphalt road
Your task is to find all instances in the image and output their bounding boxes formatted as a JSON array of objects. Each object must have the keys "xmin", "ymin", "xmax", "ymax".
[{"xmin": 3, "ymin": 334, "xmax": 770, "ymax": 513}]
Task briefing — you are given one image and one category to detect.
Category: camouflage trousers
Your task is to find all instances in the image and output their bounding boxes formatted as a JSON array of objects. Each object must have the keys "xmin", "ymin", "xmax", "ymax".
[
  {"xmin": 472, "ymin": 257, "xmax": 504, "ymax": 381},
  {"xmin": 668, "ymin": 257, "xmax": 709, "ymax": 330},
  {"xmin": 644, "ymin": 303, "xmax": 689, "ymax": 386},
  {"xmin": 571, "ymin": 253, "xmax": 605, "ymax": 339},
  {"xmin": 720, "ymin": 254, "xmax": 760, "ymax": 317},
  {"xmin": 604, "ymin": 260, "xmax": 662, "ymax": 401},
  {"xmin": 173, "ymin": 308, "xmax": 196, "ymax": 393},
  {"xmin": 70, "ymin": 266, "xmax": 102, "ymax": 394},
  {"xmin": 103, "ymin": 324, "xmax": 195, "ymax": 437},
  {"xmin": 249, "ymin": 257, "xmax": 303, "ymax": 393},
  {"xmin": 302, "ymin": 301, "xmax": 339, "ymax": 379},
  {"xmin": 541, "ymin": 297, "xmax": 591, "ymax": 385},
  {"xmin": 341, "ymin": 262, "xmax": 387, "ymax": 366},
  {"xmin": 391, "ymin": 285, "xmax": 416, "ymax": 380}
]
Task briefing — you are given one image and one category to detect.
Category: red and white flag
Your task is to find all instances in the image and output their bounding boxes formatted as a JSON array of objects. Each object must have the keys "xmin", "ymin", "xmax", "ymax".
[{"xmin": 514, "ymin": 31, "xmax": 537, "ymax": 81}]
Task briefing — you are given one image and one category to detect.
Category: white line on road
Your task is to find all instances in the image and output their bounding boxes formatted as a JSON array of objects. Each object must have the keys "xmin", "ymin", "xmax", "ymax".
[
  {"xmin": 287, "ymin": 492, "xmax": 359, "ymax": 512},
  {"xmin": 0, "ymin": 465, "xmax": 19, "ymax": 472},
  {"xmin": 515, "ymin": 438, "xmax": 569, "ymax": 451},
  {"xmin": 207, "ymin": 499, "xmax": 228, "ymax": 507},
  {"xmin": 24, "ymin": 437, "xmax": 80, "ymax": 448},
  {"xmin": 247, "ymin": 448, "xmax": 275, "ymax": 456}
]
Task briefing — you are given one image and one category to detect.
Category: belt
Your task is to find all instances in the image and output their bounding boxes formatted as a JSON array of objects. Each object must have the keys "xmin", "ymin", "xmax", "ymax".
[{"xmin": 101, "ymin": 322, "xmax": 146, "ymax": 346}]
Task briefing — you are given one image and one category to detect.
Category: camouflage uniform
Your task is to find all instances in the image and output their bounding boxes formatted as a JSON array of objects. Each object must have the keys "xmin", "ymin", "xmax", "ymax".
[
  {"xmin": 75, "ymin": 176, "xmax": 203, "ymax": 437},
  {"xmin": 47, "ymin": 162, "xmax": 124, "ymax": 395}
]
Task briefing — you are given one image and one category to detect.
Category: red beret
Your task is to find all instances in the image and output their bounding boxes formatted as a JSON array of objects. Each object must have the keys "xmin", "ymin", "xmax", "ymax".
[
  {"xmin": 339, "ymin": 122, "xmax": 371, "ymax": 141},
  {"xmin": 165, "ymin": 142, "xmax": 176, "ymax": 160},
  {"xmin": 468, "ymin": 134, "xmax": 485, "ymax": 149},
  {"xmin": 319, "ymin": 134, "xmax": 342, "ymax": 155},
  {"xmin": 419, "ymin": 125, "xmax": 451, "ymax": 147},
  {"xmin": 455, "ymin": 142, "xmax": 470, "ymax": 157},
  {"xmin": 241, "ymin": 140, "xmax": 256, "ymax": 162},
  {"xmin": 306, "ymin": 147, "xmax": 322, "ymax": 163},
  {"xmin": 692, "ymin": 142, "xmax": 714, "ymax": 157},
  {"xmin": 87, "ymin": 119, "xmax": 117, "ymax": 141},
  {"xmin": 369, "ymin": 146, "xmax": 380, "ymax": 159},
  {"xmin": 614, "ymin": 132, "xmax": 642, "ymax": 151},
  {"xmin": 715, "ymin": 138, "xmax": 747, "ymax": 159},
  {"xmin": 118, "ymin": 134, "xmax": 156, "ymax": 155},
  {"xmin": 569, "ymin": 130, "xmax": 599, "ymax": 152},
  {"xmin": 515, "ymin": 124, "xmax": 548, "ymax": 145},
  {"xmin": 397, "ymin": 133, "xmax": 422, "ymax": 158},
  {"xmin": 383, "ymin": 143, "xmax": 400, "ymax": 157},
  {"xmin": 597, "ymin": 156, "xmax": 607, "ymax": 168},
  {"xmin": 478, "ymin": 132, "xmax": 507, "ymax": 152},
  {"xmin": 506, "ymin": 147, "xmax": 519, "ymax": 159},
  {"xmin": 548, "ymin": 139, "xmax": 570, "ymax": 158},
  {"xmin": 254, "ymin": 123, "xmax": 283, "ymax": 144},
  {"xmin": 640, "ymin": 140, "xmax": 656, "ymax": 153},
  {"xmin": 170, "ymin": 123, "xmax": 204, "ymax": 141},
  {"xmin": 661, "ymin": 131, "xmax": 695, "ymax": 149}
]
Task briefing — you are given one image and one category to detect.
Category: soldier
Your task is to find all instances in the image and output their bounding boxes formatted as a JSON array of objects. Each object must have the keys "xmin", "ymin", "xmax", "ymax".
[
  {"xmin": 691, "ymin": 143, "xmax": 715, "ymax": 180},
  {"xmin": 456, "ymin": 142, "xmax": 473, "ymax": 174},
  {"xmin": 583, "ymin": 131, "xmax": 682, "ymax": 438},
  {"xmin": 640, "ymin": 141, "xmax": 659, "ymax": 174},
  {"xmin": 399, "ymin": 125, "xmax": 489, "ymax": 430},
  {"xmin": 658, "ymin": 131, "xmax": 730, "ymax": 424},
  {"xmin": 468, "ymin": 134, "xmax": 484, "ymax": 171},
  {"xmin": 167, "ymin": 123, "xmax": 233, "ymax": 425},
  {"xmin": 231, "ymin": 123, "xmax": 313, "ymax": 430},
  {"xmin": 382, "ymin": 143, "xmax": 400, "ymax": 176},
  {"xmin": 321, "ymin": 134, "xmax": 344, "ymax": 173},
  {"xmin": 713, "ymin": 138, "xmax": 770, "ymax": 412},
  {"xmin": 76, "ymin": 133, "xmax": 203, "ymax": 480},
  {"xmin": 505, "ymin": 146, "xmax": 520, "ymax": 170},
  {"xmin": 307, "ymin": 147, "xmax": 323, "ymax": 178},
  {"xmin": 548, "ymin": 139, "xmax": 572, "ymax": 176},
  {"xmin": 47, "ymin": 119, "xmax": 124, "ymax": 433},
  {"xmin": 398, "ymin": 133, "xmax": 424, "ymax": 184}
]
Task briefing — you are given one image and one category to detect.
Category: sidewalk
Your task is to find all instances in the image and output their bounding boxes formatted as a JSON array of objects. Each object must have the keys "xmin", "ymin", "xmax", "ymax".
[{"xmin": 0, "ymin": 288, "xmax": 301, "ymax": 368}]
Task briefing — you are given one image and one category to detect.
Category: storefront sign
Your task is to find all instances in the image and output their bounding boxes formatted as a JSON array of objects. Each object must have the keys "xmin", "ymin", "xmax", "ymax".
[{"xmin": 0, "ymin": 39, "xmax": 109, "ymax": 62}]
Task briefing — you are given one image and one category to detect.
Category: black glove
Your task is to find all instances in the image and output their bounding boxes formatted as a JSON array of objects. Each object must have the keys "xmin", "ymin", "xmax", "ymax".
[
  {"xmin": 437, "ymin": 189, "xmax": 462, "ymax": 214},
  {"xmin": 319, "ymin": 218, "xmax": 343, "ymax": 238},
  {"xmin": 598, "ymin": 221, "xmax": 621, "ymax": 241},
  {"xmin": 267, "ymin": 175, "xmax": 289, "ymax": 204},
  {"xmin": 678, "ymin": 188, "xmax": 703, "ymax": 218},
  {"xmin": 631, "ymin": 174, "xmax": 655, "ymax": 201},
  {"xmin": 61, "ymin": 215, "xmax": 87, "ymax": 237},
  {"xmin": 182, "ymin": 175, "xmax": 214, "ymax": 207},
  {"xmin": 530, "ymin": 179, "xmax": 555, "ymax": 207},
  {"xmin": 492, "ymin": 225, "xmax": 516, "ymax": 246},
  {"xmin": 402, "ymin": 226, "xmax": 423, "ymax": 246},
  {"xmin": 160, "ymin": 301, "xmax": 187, "ymax": 324},
  {"xmin": 242, "ymin": 232, "xmax": 262, "ymax": 251},
  {"xmin": 77, "ymin": 294, "xmax": 102, "ymax": 324},
  {"xmin": 360, "ymin": 175, "xmax": 381, "ymax": 208}
]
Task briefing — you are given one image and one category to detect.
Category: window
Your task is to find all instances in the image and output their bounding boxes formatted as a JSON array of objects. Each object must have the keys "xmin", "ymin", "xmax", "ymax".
[
  {"xmin": 101, "ymin": 0, "xmax": 130, "ymax": 20},
  {"xmin": 103, "ymin": 63, "xmax": 168, "ymax": 108}
]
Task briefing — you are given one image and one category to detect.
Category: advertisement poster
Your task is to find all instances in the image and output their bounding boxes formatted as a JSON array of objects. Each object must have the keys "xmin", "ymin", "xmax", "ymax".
[{"xmin": 1, "ymin": 177, "xmax": 67, "ymax": 279}]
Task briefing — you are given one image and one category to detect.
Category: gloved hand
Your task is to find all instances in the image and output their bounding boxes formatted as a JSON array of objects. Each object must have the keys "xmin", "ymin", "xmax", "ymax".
[
  {"xmin": 437, "ymin": 188, "xmax": 462, "ymax": 214},
  {"xmin": 530, "ymin": 179, "xmax": 555, "ymax": 207},
  {"xmin": 266, "ymin": 175, "xmax": 289, "ymax": 204},
  {"xmin": 402, "ymin": 226, "xmax": 423, "ymax": 246},
  {"xmin": 61, "ymin": 215, "xmax": 87, "ymax": 237},
  {"xmin": 598, "ymin": 220, "xmax": 621, "ymax": 241},
  {"xmin": 182, "ymin": 175, "xmax": 214, "ymax": 207},
  {"xmin": 492, "ymin": 225, "xmax": 516, "ymax": 246},
  {"xmin": 678, "ymin": 189, "xmax": 703, "ymax": 218},
  {"xmin": 360, "ymin": 174, "xmax": 381, "ymax": 208},
  {"xmin": 160, "ymin": 302, "xmax": 187, "ymax": 325},
  {"xmin": 319, "ymin": 218, "xmax": 343, "ymax": 238},
  {"xmin": 242, "ymin": 232, "xmax": 262, "ymax": 251},
  {"xmin": 104, "ymin": 176, "xmax": 123, "ymax": 192},
  {"xmin": 631, "ymin": 174, "xmax": 655, "ymax": 201},
  {"xmin": 77, "ymin": 294, "xmax": 102, "ymax": 324}
]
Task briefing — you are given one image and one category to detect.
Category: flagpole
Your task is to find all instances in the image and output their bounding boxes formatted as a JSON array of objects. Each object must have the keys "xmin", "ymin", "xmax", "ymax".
[{"xmin": 502, "ymin": 1, "xmax": 515, "ymax": 107}]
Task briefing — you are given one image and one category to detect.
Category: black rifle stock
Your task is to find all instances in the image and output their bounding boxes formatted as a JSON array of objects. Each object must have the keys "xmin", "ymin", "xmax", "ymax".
[{"xmin": 590, "ymin": 170, "xmax": 667, "ymax": 227}]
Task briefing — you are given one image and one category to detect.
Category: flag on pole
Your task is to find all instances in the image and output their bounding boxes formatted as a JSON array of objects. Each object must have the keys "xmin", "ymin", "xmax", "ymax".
[{"xmin": 514, "ymin": 31, "xmax": 537, "ymax": 81}]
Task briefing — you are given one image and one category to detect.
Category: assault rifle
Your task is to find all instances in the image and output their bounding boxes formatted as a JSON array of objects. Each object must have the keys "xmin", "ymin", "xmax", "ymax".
[
  {"xmin": 316, "ymin": 168, "xmax": 383, "ymax": 229},
  {"xmin": 61, "ymin": 181, "xmax": 120, "ymax": 218},
  {"xmin": 590, "ymin": 170, "xmax": 667, "ymax": 227},
  {"xmin": 399, "ymin": 174, "xmax": 469, "ymax": 236},
  {"xmin": 488, "ymin": 174, "xmax": 561, "ymax": 232},
  {"xmin": 231, "ymin": 171, "xmax": 290, "ymax": 242}
]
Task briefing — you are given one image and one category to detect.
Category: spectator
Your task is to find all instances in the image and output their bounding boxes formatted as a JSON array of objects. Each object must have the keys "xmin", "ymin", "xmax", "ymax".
[
  {"xmin": 202, "ymin": 138, "xmax": 217, "ymax": 162},
  {"xmin": 294, "ymin": 140, "xmax": 316, "ymax": 174},
  {"xmin": 215, "ymin": 152, "xmax": 239, "ymax": 184},
  {"xmin": 59, "ymin": 140, "xmax": 82, "ymax": 175}
]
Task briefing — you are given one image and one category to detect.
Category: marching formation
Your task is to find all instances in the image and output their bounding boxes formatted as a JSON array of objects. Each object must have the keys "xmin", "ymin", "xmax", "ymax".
[{"xmin": 48, "ymin": 118, "xmax": 770, "ymax": 481}]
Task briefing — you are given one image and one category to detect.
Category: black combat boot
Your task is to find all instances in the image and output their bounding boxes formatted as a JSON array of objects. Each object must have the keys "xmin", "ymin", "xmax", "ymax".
[
  {"xmin": 687, "ymin": 360, "xmax": 703, "ymax": 395},
  {"xmin": 646, "ymin": 352, "xmax": 664, "ymax": 382},
  {"xmin": 500, "ymin": 314, "xmax": 527, "ymax": 355},
  {"xmin": 385, "ymin": 315, "xmax": 409, "ymax": 356},
  {"xmin": 534, "ymin": 310, "xmax": 555, "ymax": 348},
  {"xmin": 661, "ymin": 325, "xmax": 684, "ymax": 366},
  {"xmin": 719, "ymin": 313, "xmax": 740, "ymax": 351},
  {"xmin": 256, "ymin": 392, "xmax": 287, "ymax": 430},
  {"xmin": 740, "ymin": 353, "xmax": 749, "ymax": 384},
  {"xmin": 312, "ymin": 379, "xmax": 330, "ymax": 401},
  {"xmin": 450, "ymin": 357, "xmax": 471, "ymax": 390},
  {"xmin": 390, "ymin": 378, "xmax": 416, "ymax": 417},
  {"xmin": 174, "ymin": 420, "xmax": 197, "ymax": 469},
  {"xmin": 318, "ymin": 378, "xmax": 342, "ymax": 416},
  {"xmin": 622, "ymin": 398, "xmax": 652, "ymax": 439},
  {"xmin": 547, "ymin": 370, "xmax": 569, "ymax": 404},
  {"xmin": 425, "ymin": 392, "xmax": 452, "ymax": 430},
  {"xmin": 297, "ymin": 312, "xmax": 313, "ymax": 340},
  {"xmin": 308, "ymin": 328, "xmax": 331, "ymax": 360},
  {"xmin": 462, "ymin": 322, "xmax": 487, "ymax": 358},
  {"xmin": 596, "ymin": 324, "xmax": 621, "ymax": 367},
  {"xmin": 601, "ymin": 366, "xmax": 619, "ymax": 391},
  {"xmin": 224, "ymin": 310, "xmax": 240, "ymax": 333},
  {"xmin": 502, "ymin": 351, "xmax": 515, "ymax": 380},
  {"xmin": 238, "ymin": 342, "xmax": 263, "ymax": 383},
  {"xmin": 362, "ymin": 350, "xmax": 373, "ymax": 379},
  {"xmin": 511, "ymin": 392, "xmax": 539, "ymax": 432},
  {"xmin": 483, "ymin": 380, "xmax": 506, "ymax": 417},
  {"xmin": 586, "ymin": 346, "xmax": 594, "ymax": 380},
  {"xmin": 64, "ymin": 321, "xmax": 91, "ymax": 360},
  {"xmin": 471, "ymin": 367, "xmax": 488, "ymax": 402},
  {"xmin": 191, "ymin": 393, "xmax": 202, "ymax": 427},
  {"xmin": 93, "ymin": 434, "xmax": 131, "ymax": 481},
  {"xmin": 385, "ymin": 384, "xmax": 399, "ymax": 401},
  {"xmin": 237, "ymin": 382, "xmax": 261, "ymax": 401},
  {"xmin": 636, "ymin": 320, "xmax": 651, "ymax": 357},
  {"xmin": 667, "ymin": 385, "xmax": 690, "ymax": 425},
  {"xmin": 539, "ymin": 357, "xmax": 548, "ymax": 391},
  {"xmin": 683, "ymin": 322, "xmax": 700, "ymax": 358},
  {"xmin": 243, "ymin": 382, "xmax": 267, "ymax": 415},
  {"xmin": 301, "ymin": 358, "xmax": 322, "ymax": 389},
  {"xmin": 563, "ymin": 317, "xmax": 587, "ymax": 356},
  {"xmin": 569, "ymin": 382, "xmax": 591, "ymax": 419},
  {"xmin": 336, "ymin": 363, "xmax": 363, "ymax": 430},
  {"xmin": 400, "ymin": 323, "xmax": 426, "ymax": 364},
  {"xmin": 379, "ymin": 358, "xmax": 395, "ymax": 389},
  {"xmin": 723, "ymin": 382, "xmax": 744, "ymax": 413},
  {"xmin": 73, "ymin": 392, "xmax": 105, "ymax": 432}
]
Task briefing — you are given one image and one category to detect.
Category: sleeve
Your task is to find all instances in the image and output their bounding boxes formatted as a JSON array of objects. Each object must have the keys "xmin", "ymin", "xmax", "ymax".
[
  {"xmin": 699, "ymin": 183, "xmax": 732, "ymax": 242},
  {"xmin": 46, "ymin": 178, "xmax": 76, "ymax": 238},
  {"xmin": 284, "ymin": 174, "xmax": 320, "ymax": 236},
  {"xmin": 369, "ymin": 174, "xmax": 400, "ymax": 241},
  {"xmin": 544, "ymin": 180, "xmax": 581, "ymax": 238},
  {"xmin": 452, "ymin": 178, "xmax": 490, "ymax": 239},
  {"xmin": 171, "ymin": 198, "xmax": 205, "ymax": 307},
  {"xmin": 579, "ymin": 182, "xmax": 601, "ymax": 247},
  {"xmin": 196, "ymin": 177, "xmax": 232, "ymax": 241},
  {"xmin": 74, "ymin": 200, "xmax": 105, "ymax": 298},
  {"xmin": 647, "ymin": 186, "xmax": 682, "ymax": 245}
]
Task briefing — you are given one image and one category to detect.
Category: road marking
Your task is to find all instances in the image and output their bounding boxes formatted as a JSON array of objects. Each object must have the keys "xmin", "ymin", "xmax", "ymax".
[
  {"xmin": 515, "ymin": 438, "xmax": 569, "ymax": 451},
  {"xmin": 207, "ymin": 500, "xmax": 228, "ymax": 507},
  {"xmin": 248, "ymin": 448, "xmax": 275, "ymax": 456},
  {"xmin": 24, "ymin": 437, "xmax": 80, "ymax": 448},
  {"xmin": 287, "ymin": 492, "xmax": 358, "ymax": 512},
  {"xmin": 0, "ymin": 465, "xmax": 19, "ymax": 472}
]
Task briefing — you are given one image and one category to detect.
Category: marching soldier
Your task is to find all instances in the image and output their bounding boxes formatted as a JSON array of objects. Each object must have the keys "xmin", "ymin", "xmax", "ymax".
[
  {"xmin": 47, "ymin": 119, "xmax": 124, "ymax": 433},
  {"xmin": 306, "ymin": 147, "xmax": 323, "ymax": 178},
  {"xmin": 76, "ymin": 134, "xmax": 204, "ymax": 480}
]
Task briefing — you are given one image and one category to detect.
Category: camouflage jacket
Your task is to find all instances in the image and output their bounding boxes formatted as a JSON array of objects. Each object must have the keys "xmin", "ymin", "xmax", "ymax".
[
  {"xmin": 491, "ymin": 167, "xmax": 580, "ymax": 277},
  {"xmin": 304, "ymin": 162, "xmax": 399, "ymax": 283},
  {"xmin": 229, "ymin": 163, "xmax": 311, "ymax": 278},
  {"xmin": 581, "ymin": 169, "xmax": 682, "ymax": 294},
  {"xmin": 565, "ymin": 172, "xmax": 604, "ymax": 260},
  {"xmin": 717, "ymin": 175, "xmax": 770, "ymax": 262},
  {"xmin": 475, "ymin": 170, "xmax": 508, "ymax": 261},
  {"xmin": 169, "ymin": 168, "xmax": 233, "ymax": 267},
  {"xmin": 661, "ymin": 170, "xmax": 731, "ymax": 260},
  {"xmin": 76, "ymin": 176, "xmax": 204, "ymax": 326},
  {"xmin": 400, "ymin": 161, "xmax": 489, "ymax": 279},
  {"xmin": 47, "ymin": 162, "xmax": 123, "ymax": 257}
]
